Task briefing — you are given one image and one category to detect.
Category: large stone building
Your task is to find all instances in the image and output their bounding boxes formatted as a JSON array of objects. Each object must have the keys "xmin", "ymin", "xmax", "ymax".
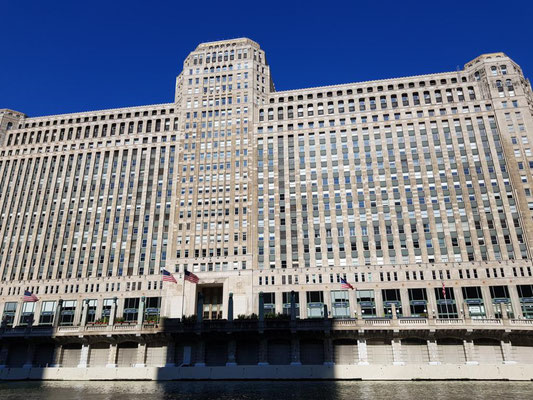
[{"xmin": 1, "ymin": 38, "xmax": 533, "ymax": 379}]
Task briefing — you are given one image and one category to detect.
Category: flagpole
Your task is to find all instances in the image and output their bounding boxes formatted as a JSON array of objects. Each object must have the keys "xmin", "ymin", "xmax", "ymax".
[{"xmin": 181, "ymin": 269, "xmax": 186, "ymax": 321}]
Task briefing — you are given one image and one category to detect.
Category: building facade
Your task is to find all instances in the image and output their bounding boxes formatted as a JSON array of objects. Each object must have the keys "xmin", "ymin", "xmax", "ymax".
[{"xmin": 1, "ymin": 38, "xmax": 533, "ymax": 378}]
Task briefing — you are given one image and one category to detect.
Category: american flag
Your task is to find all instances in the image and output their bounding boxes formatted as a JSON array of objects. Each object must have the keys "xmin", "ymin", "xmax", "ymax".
[
  {"xmin": 184, "ymin": 270, "xmax": 199, "ymax": 284},
  {"xmin": 442, "ymin": 282, "xmax": 446, "ymax": 298},
  {"xmin": 162, "ymin": 269, "xmax": 177, "ymax": 283},
  {"xmin": 23, "ymin": 290, "xmax": 39, "ymax": 302},
  {"xmin": 340, "ymin": 277, "xmax": 354, "ymax": 290}
]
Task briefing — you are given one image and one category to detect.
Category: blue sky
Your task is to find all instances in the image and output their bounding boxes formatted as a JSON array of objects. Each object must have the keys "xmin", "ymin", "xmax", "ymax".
[{"xmin": 1, "ymin": 0, "xmax": 532, "ymax": 117}]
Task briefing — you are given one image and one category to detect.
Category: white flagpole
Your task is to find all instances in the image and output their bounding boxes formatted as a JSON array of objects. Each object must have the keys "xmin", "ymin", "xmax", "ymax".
[{"xmin": 181, "ymin": 270, "xmax": 186, "ymax": 320}]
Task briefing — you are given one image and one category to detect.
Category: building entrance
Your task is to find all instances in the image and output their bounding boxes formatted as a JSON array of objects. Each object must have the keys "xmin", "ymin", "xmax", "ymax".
[{"xmin": 201, "ymin": 287, "xmax": 223, "ymax": 320}]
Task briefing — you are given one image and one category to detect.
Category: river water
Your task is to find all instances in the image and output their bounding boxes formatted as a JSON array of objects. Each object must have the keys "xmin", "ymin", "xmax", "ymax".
[{"xmin": 1, "ymin": 381, "xmax": 532, "ymax": 400}]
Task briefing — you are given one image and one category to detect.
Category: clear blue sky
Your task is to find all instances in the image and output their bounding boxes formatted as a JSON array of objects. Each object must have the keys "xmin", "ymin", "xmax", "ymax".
[{"xmin": 1, "ymin": 0, "xmax": 532, "ymax": 117}]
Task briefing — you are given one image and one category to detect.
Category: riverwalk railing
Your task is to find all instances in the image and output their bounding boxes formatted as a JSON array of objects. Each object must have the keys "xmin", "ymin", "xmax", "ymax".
[{"xmin": 3, "ymin": 314, "xmax": 533, "ymax": 338}]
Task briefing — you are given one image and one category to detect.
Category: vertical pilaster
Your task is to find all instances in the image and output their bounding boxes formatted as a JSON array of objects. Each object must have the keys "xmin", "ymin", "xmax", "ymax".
[
  {"xmin": 165, "ymin": 341, "xmax": 176, "ymax": 367},
  {"xmin": 13, "ymin": 301, "xmax": 23, "ymax": 327},
  {"xmin": 290, "ymin": 336, "xmax": 301, "ymax": 365},
  {"xmin": 299, "ymin": 291, "xmax": 308, "ymax": 318},
  {"xmin": 80, "ymin": 300, "xmax": 88, "ymax": 327},
  {"xmin": 106, "ymin": 343, "xmax": 118, "ymax": 367},
  {"xmin": 194, "ymin": 340, "xmax": 205, "ymax": 367},
  {"xmin": 357, "ymin": 339, "xmax": 369, "ymax": 365},
  {"xmin": 508, "ymin": 285, "xmax": 522, "ymax": 319},
  {"xmin": 501, "ymin": 340, "xmax": 515, "ymax": 364},
  {"xmin": 258, "ymin": 336, "xmax": 269, "ymax": 365},
  {"xmin": 137, "ymin": 297, "xmax": 146, "ymax": 326},
  {"xmin": 348, "ymin": 289, "xmax": 357, "ymax": 318},
  {"xmin": 109, "ymin": 299, "xmax": 117, "ymax": 326},
  {"xmin": 134, "ymin": 342, "xmax": 146, "ymax": 367},
  {"xmin": 400, "ymin": 288, "xmax": 410, "ymax": 317},
  {"xmin": 226, "ymin": 339, "xmax": 237, "ymax": 366},
  {"xmin": 392, "ymin": 338, "xmax": 404, "ymax": 365},
  {"xmin": 464, "ymin": 340, "xmax": 478, "ymax": 365},
  {"xmin": 22, "ymin": 343, "xmax": 36, "ymax": 368},
  {"xmin": 323, "ymin": 336, "xmax": 334, "ymax": 365},
  {"xmin": 77, "ymin": 343, "xmax": 89, "ymax": 368},
  {"xmin": 51, "ymin": 344, "xmax": 63, "ymax": 367},
  {"xmin": 427, "ymin": 339, "xmax": 440, "ymax": 365}
]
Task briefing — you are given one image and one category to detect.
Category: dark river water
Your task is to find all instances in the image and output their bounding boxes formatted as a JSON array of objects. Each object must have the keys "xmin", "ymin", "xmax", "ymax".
[{"xmin": 1, "ymin": 381, "xmax": 532, "ymax": 400}]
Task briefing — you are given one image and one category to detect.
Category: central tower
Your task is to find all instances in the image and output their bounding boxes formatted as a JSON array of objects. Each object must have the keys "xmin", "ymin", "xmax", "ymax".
[{"xmin": 170, "ymin": 38, "xmax": 272, "ymax": 318}]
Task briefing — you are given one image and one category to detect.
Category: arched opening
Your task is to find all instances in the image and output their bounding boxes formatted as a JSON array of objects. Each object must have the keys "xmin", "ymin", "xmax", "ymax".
[
  {"xmin": 33, "ymin": 343, "xmax": 56, "ymax": 367},
  {"xmin": 205, "ymin": 340, "xmax": 227, "ymax": 366},
  {"xmin": 474, "ymin": 338, "xmax": 503, "ymax": 364},
  {"xmin": 401, "ymin": 338, "xmax": 429, "ymax": 364},
  {"xmin": 88, "ymin": 342, "xmax": 109, "ymax": 367},
  {"xmin": 268, "ymin": 339, "xmax": 291, "ymax": 365},
  {"xmin": 117, "ymin": 342, "xmax": 138, "ymax": 367},
  {"xmin": 6, "ymin": 342, "xmax": 28, "ymax": 367},
  {"xmin": 300, "ymin": 339, "xmax": 324, "ymax": 365},
  {"xmin": 333, "ymin": 339, "xmax": 358, "ymax": 365},
  {"xmin": 236, "ymin": 340, "xmax": 259, "ymax": 365},
  {"xmin": 61, "ymin": 343, "xmax": 82, "ymax": 367},
  {"xmin": 437, "ymin": 338, "xmax": 466, "ymax": 364},
  {"xmin": 366, "ymin": 339, "xmax": 393, "ymax": 364}
]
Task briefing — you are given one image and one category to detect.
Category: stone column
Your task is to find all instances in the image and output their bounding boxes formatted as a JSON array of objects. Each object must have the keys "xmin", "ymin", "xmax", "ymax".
[
  {"xmin": 51, "ymin": 344, "xmax": 63, "ymax": 367},
  {"xmin": 77, "ymin": 343, "xmax": 89, "ymax": 368},
  {"xmin": 0, "ymin": 343, "xmax": 9, "ymax": 368},
  {"xmin": 196, "ymin": 293, "xmax": 204, "ymax": 323},
  {"xmin": 399, "ymin": 288, "xmax": 410, "ymax": 317},
  {"xmin": 73, "ymin": 301, "xmax": 83, "ymax": 327},
  {"xmin": 323, "ymin": 336, "xmax": 334, "ymax": 365},
  {"xmin": 106, "ymin": 343, "xmax": 118, "ymax": 367},
  {"xmin": 300, "ymin": 291, "xmax": 308, "ymax": 319},
  {"xmin": 392, "ymin": 338, "xmax": 404, "ymax": 365},
  {"xmin": 275, "ymin": 291, "xmax": 283, "ymax": 315},
  {"xmin": 426, "ymin": 289, "xmax": 438, "ymax": 320},
  {"xmin": 290, "ymin": 336, "xmax": 301, "ymax": 365},
  {"xmin": 13, "ymin": 301, "xmax": 24, "ymax": 327},
  {"xmin": 228, "ymin": 293, "xmax": 234, "ymax": 322},
  {"xmin": 501, "ymin": 341, "xmax": 515, "ymax": 364},
  {"xmin": 480, "ymin": 286, "xmax": 494, "ymax": 318},
  {"xmin": 374, "ymin": 290, "xmax": 384, "ymax": 318},
  {"xmin": 165, "ymin": 341, "xmax": 175, "ymax": 367},
  {"xmin": 348, "ymin": 289, "xmax": 357, "ymax": 318},
  {"xmin": 137, "ymin": 297, "xmax": 146, "ymax": 326},
  {"xmin": 357, "ymin": 339, "xmax": 369, "ymax": 365},
  {"xmin": 135, "ymin": 342, "xmax": 147, "ymax": 367},
  {"xmin": 109, "ymin": 298, "xmax": 117, "ymax": 326},
  {"xmin": 463, "ymin": 340, "xmax": 478, "ymax": 365},
  {"xmin": 508, "ymin": 285, "xmax": 523, "ymax": 319},
  {"xmin": 226, "ymin": 339, "xmax": 237, "ymax": 366},
  {"xmin": 22, "ymin": 343, "xmax": 36, "ymax": 368},
  {"xmin": 53, "ymin": 300, "xmax": 63, "ymax": 328},
  {"xmin": 427, "ymin": 339, "xmax": 440, "ymax": 365},
  {"xmin": 258, "ymin": 292, "xmax": 264, "ymax": 321},
  {"xmin": 463, "ymin": 302, "xmax": 471, "ymax": 320},
  {"xmin": 391, "ymin": 303, "xmax": 398, "ymax": 319},
  {"xmin": 290, "ymin": 291, "xmax": 297, "ymax": 321},
  {"xmin": 258, "ymin": 336, "xmax": 269, "ymax": 366},
  {"xmin": 323, "ymin": 290, "xmax": 332, "ymax": 319},
  {"xmin": 194, "ymin": 340, "xmax": 206, "ymax": 367},
  {"xmin": 80, "ymin": 300, "xmax": 88, "ymax": 327}
]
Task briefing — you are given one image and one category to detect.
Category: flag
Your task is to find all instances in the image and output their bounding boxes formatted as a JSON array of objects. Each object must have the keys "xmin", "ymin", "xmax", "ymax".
[
  {"xmin": 184, "ymin": 270, "xmax": 199, "ymax": 284},
  {"xmin": 23, "ymin": 290, "xmax": 38, "ymax": 302},
  {"xmin": 340, "ymin": 277, "xmax": 354, "ymax": 290},
  {"xmin": 442, "ymin": 282, "xmax": 446, "ymax": 298},
  {"xmin": 162, "ymin": 269, "xmax": 177, "ymax": 283}
]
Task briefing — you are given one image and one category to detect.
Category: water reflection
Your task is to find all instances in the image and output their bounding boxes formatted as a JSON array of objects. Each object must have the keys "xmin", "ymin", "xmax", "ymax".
[{"xmin": 0, "ymin": 381, "xmax": 532, "ymax": 400}]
